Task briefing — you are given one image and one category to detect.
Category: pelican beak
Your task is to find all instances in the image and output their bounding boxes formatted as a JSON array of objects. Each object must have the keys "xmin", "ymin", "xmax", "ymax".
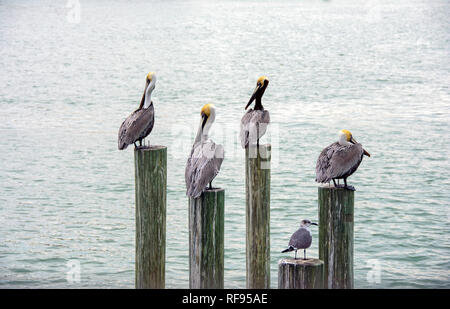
[
  {"xmin": 311, "ymin": 222, "xmax": 318, "ymax": 226},
  {"xmin": 139, "ymin": 79, "xmax": 151, "ymax": 108},
  {"xmin": 352, "ymin": 137, "xmax": 371, "ymax": 156},
  {"xmin": 245, "ymin": 83, "xmax": 262, "ymax": 110},
  {"xmin": 201, "ymin": 112, "xmax": 208, "ymax": 130}
]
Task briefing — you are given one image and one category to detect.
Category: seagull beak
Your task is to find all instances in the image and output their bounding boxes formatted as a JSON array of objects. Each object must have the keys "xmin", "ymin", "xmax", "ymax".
[
  {"xmin": 245, "ymin": 84, "xmax": 261, "ymax": 110},
  {"xmin": 311, "ymin": 222, "xmax": 318, "ymax": 226},
  {"xmin": 363, "ymin": 149, "xmax": 371, "ymax": 157}
]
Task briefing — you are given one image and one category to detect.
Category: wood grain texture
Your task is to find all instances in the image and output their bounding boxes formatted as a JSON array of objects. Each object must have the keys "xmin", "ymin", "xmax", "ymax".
[
  {"xmin": 134, "ymin": 146, "xmax": 167, "ymax": 289},
  {"xmin": 278, "ymin": 258, "xmax": 324, "ymax": 289},
  {"xmin": 189, "ymin": 188, "xmax": 225, "ymax": 289},
  {"xmin": 245, "ymin": 144, "xmax": 271, "ymax": 289},
  {"xmin": 318, "ymin": 186, "xmax": 354, "ymax": 289}
]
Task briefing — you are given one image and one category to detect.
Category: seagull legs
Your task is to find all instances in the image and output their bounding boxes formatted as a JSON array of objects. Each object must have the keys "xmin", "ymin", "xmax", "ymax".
[
  {"xmin": 304, "ymin": 249, "xmax": 306, "ymax": 260},
  {"xmin": 208, "ymin": 181, "xmax": 212, "ymax": 190},
  {"xmin": 294, "ymin": 250, "xmax": 297, "ymax": 260}
]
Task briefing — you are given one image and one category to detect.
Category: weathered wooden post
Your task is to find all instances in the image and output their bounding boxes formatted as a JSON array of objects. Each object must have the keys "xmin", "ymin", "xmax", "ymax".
[
  {"xmin": 189, "ymin": 188, "xmax": 225, "ymax": 289},
  {"xmin": 134, "ymin": 146, "xmax": 167, "ymax": 289},
  {"xmin": 318, "ymin": 186, "xmax": 354, "ymax": 289},
  {"xmin": 278, "ymin": 258, "xmax": 324, "ymax": 289},
  {"xmin": 245, "ymin": 144, "xmax": 271, "ymax": 289}
]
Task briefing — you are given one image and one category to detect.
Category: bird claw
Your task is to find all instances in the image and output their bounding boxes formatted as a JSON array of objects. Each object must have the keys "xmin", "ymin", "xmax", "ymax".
[{"xmin": 334, "ymin": 184, "xmax": 356, "ymax": 191}]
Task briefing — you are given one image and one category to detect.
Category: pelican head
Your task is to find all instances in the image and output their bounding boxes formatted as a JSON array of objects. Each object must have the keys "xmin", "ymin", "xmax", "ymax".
[
  {"xmin": 140, "ymin": 72, "xmax": 157, "ymax": 109},
  {"xmin": 338, "ymin": 129, "xmax": 370, "ymax": 157},
  {"xmin": 245, "ymin": 76, "xmax": 269, "ymax": 110},
  {"xmin": 200, "ymin": 103, "xmax": 216, "ymax": 132},
  {"xmin": 300, "ymin": 219, "xmax": 318, "ymax": 228},
  {"xmin": 146, "ymin": 72, "xmax": 157, "ymax": 87}
]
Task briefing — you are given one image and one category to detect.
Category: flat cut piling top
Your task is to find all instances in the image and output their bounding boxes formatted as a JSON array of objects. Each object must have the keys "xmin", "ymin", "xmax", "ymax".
[
  {"xmin": 134, "ymin": 145, "xmax": 166, "ymax": 152},
  {"xmin": 317, "ymin": 183, "xmax": 354, "ymax": 190},
  {"xmin": 279, "ymin": 258, "xmax": 323, "ymax": 267},
  {"xmin": 202, "ymin": 188, "xmax": 224, "ymax": 194}
]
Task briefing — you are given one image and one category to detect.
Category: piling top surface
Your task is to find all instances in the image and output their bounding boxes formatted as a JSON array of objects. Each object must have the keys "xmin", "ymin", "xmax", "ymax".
[
  {"xmin": 317, "ymin": 183, "xmax": 354, "ymax": 191},
  {"xmin": 278, "ymin": 258, "xmax": 324, "ymax": 267},
  {"xmin": 203, "ymin": 188, "xmax": 224, "ymax": 194},
  {"xmin": 134, "ymin": 145, "xmax": 167, "ymax": 152}
]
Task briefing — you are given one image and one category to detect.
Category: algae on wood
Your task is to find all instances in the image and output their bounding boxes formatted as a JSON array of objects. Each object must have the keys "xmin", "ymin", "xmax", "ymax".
[
  {"xmin": 135, "ymin": 146, "xmax": 167, "ymax": 289},
  {"xmin": 245, "ymin": 144, "xmax": 271, "ymax": 289},
  {"xmin": 318, "ymin": 186, "xmax": 354, "ymax": 289},
  {"xmin": 189, "ymin": 188, "xmax": 225, "ymax": 289}
]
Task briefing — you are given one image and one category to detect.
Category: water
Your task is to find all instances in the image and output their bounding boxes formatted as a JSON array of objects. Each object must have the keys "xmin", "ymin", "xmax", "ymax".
[{"xmin": 0, "ymin": 0, "xmax": 449, "ymax": 288}]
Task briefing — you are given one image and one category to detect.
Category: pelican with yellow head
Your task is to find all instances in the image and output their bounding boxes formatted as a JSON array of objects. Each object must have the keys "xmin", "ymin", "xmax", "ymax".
[
  {"xmin": 240, "ymin": 76, "xmax": 270, "ymax": 148},
  {"xmin": 118, "ymin": 72, "xmax": 157, "ymax": 150},
  {"xmin": 185, "ymin": 104, "xmax": 224, "ymax": 198},
  {"xmin": 315, "ymin": 129, "xmax": 370, "ymax": 190}
]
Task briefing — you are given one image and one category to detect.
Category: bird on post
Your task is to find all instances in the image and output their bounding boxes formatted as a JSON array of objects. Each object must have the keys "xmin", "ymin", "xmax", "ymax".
[
  {"xmin": 185, "ymin": 104, "xmax": 224, "ymax": 199},
  {"xmin": 282, "ymin": 219, "xmax": 318, "ymax": 260},
  {"xmin": 240, "ymin": 76, "xmax": 270, "ymax": 148},
  {"xmin": 315, "ymin": 129, "xmax": 371, "ymax": 191},
  {"xmin": 118, "ymin": 72, "xmax": 156, "ymax": 150}
]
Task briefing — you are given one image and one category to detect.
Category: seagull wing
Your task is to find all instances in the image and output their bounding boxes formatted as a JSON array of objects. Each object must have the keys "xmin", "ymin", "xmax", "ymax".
[{"xmin": 289, "ymin": 228, "xmax": 312, "ymax": 249}]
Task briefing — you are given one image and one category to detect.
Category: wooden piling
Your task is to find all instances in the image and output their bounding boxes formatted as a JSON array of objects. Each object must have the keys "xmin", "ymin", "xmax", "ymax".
[
  {"xmin": 318, "ymin": 186, "xmax": 354, "ymax": 289},
  {"xmin": 278, "ymin": 258, "xmax": 324, "ymax": 289},
  {"xmin": 245, "ymin": 144, "xmax": 271, "ymax": 289},
  {"xmin": 134, "ymin": 146, "xmax": 167, "ymax": 289},
  {"xmin": 189, "ymin": 188, "xmax": 225, "ymax": 289}
]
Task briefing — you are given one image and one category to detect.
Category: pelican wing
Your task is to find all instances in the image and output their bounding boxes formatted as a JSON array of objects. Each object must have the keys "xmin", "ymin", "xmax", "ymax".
[
  {"xmin": 240, "ymin": 109, "xmax": 270, "ymax": 148},
  {"xmin": 185, "ymin": 141, "xmax": 224, "ymax": 198},
  {"xmin": 289, "ymin": 228, "xmax": 312, "ymax": 249},
  {"xmin": 118, "ymin": 104, "xmax": 154, "ymax": 150},
  {"xmin": 316, "ymin": 142, "xmax": 364, "ymax": 182}
]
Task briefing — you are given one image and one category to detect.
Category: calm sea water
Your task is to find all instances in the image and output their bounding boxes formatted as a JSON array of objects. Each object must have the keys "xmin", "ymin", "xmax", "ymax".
[{"xmin": 1, "ymin": 0, "xmax": 449, "ymax": 288}]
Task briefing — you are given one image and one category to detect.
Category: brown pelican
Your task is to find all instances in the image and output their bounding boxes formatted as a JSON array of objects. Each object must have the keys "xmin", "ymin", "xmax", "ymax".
[
  {"xmin": 315, "ymin": 130, "xmax": 371, "ymax": 191},
  {"xmin": 118, "ymin": 72, "xmax": 156, "ymax": 150},
  {"xmin": 281, "ymin": 219, "xmax": 318, "ymax": 260},
  {"xmin": 240, "ymin": 76, "xmax": 270, "ymax": 148},
  {"xmin": 185, "ymin": 104, "xmax": 224, "ymax": 198}
]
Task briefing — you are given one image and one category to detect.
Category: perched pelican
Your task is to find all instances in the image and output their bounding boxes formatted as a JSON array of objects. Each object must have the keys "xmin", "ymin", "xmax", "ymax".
[
  {"xmin": 315, "ymin": 129, "xmax": 371, "ymax": 191},
  {"xmin": 281, "ymin": 219, "xmax": 318, "ymax": 260},
  {"xmin": 118, "ymin": 72, "xmax": 156, "ymax": 150},
  {"xmin": 185, "ymin": 104, "xmax": 224, "ymax": 198},
  {"xmin": 240, "ymin": 76, "xmax": 270, "ymax": 148}
]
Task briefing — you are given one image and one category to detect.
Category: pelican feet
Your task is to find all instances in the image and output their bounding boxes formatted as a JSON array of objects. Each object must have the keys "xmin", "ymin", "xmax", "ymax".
[
  {"xmin": 134, "ymin": 145, "xmax": 150, "ymax": 151},
  {"xmin": 134, "ymin": 139, "xmax": 151, "ymax": 151},
  {"xmin": 331, "ymin": 183, "xmax": 356, "ymax": 191},
  {"xmin": 205, "ymin": 182, "xmax": 217, "ymax": 191},
  {"xmin": 334, "ymin": 184, "xmax": 356, "ymax": 191}
]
